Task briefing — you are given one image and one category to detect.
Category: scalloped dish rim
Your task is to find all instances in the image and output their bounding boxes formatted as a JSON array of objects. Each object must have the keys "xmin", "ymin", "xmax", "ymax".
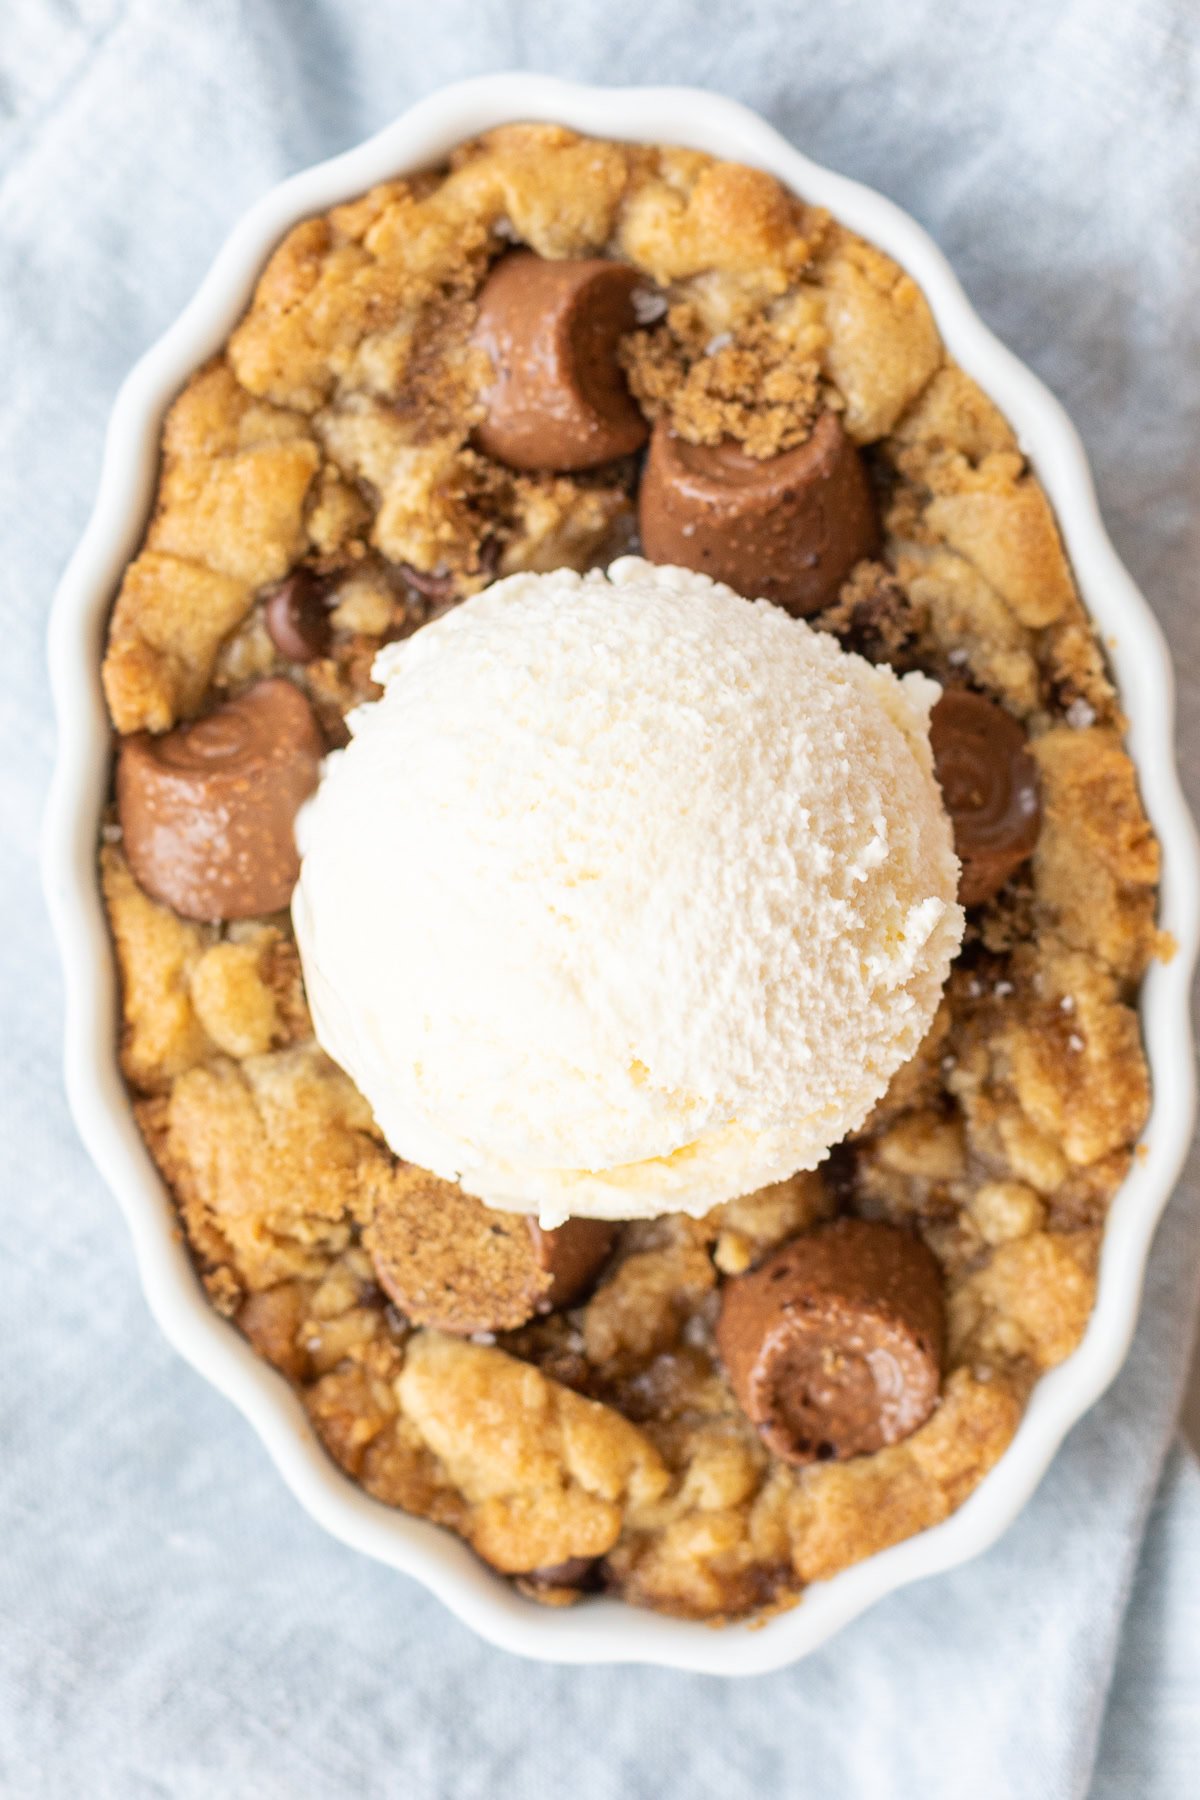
[{"xmin": 42, "ymin": 74, "xmax": 1200, "ymax": 1676}]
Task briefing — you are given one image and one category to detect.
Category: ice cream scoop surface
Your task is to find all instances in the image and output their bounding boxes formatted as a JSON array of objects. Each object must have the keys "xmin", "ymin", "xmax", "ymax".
[{"xmin": 292, "ymin": 558, "xmax": 963, "ymax": 1224}]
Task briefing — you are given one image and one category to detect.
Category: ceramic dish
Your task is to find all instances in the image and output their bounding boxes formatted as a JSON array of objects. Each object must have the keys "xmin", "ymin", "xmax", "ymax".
[{"xmin": 42, "ymin": 74, "xmax": 1200, "ymax": 1675}]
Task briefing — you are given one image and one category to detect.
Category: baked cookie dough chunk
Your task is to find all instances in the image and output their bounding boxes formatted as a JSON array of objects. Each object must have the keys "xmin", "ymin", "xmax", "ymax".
[
  {"xmin": 397, "ymin": 1333, "xmax": 669, "ymax": 1573},
  {"xmin": 140, "ymin": 1044, "xmax": 384, "ymax": 1296},
  {"xmin": 103, "ymin": 366, "xmax": 321, "ymax": 734}
]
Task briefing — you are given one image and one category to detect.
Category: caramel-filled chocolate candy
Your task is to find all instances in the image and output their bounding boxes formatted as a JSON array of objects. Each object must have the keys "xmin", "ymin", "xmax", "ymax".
[
  {"xmin": 527, "ymin": 1217, "xmax": 619, "ymax": 1311},
  {"xmin": 366, "ymin": 1166, "xmax": 617, "ymax": 1335},
  {"xmin": 716, "ymin": 1218, "xmax": 944, "ymax": 1465},
  {"xmin": 264, "ymin": 570, "xmax": 331, "ymax": 663},
  {"xmin": 638, "ymin": 411, "xmax": 879, "ymax": 615},
  {"xmin": 930, "ymin": 688, "xmax": 1041, "ymax": 906},
  {"xmin": 116, "ymin": 678, "xmax": 324, "ymax": 921},
  {"xmin": 472, "ymin": 252, "xmax": 649, "ymax": 471}
]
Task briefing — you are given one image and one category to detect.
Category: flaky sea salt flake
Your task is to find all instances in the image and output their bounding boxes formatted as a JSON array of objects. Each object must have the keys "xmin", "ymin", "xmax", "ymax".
[{"xmin": 631, "ymin": 286, "xmax": 669, "ymax": 325}]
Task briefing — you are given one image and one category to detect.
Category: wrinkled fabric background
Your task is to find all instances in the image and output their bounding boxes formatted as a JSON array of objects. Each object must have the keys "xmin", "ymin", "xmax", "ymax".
[{"xmin": 3, "ymin": 2, "xmax": 1199, "ymax": 1795}]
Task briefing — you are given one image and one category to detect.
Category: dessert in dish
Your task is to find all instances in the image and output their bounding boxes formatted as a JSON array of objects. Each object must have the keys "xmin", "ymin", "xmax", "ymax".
[{"xmin": 98, "ymin": 124, "xmax": 1160, "ymax": 1621}]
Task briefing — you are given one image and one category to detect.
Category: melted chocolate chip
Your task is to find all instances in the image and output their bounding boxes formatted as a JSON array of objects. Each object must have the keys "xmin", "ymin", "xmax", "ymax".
[
  {"xmin": 395, "ymin": 562, "xmax": 459, "ymax": 603},
  {"xmin": 524, "ymin": 1556, "xmax": 600, "ymax": 1591},
  {"xmin": 264, "ymin": 571, "xmax": 331, "ymax": 663},
  {"xmin": 397, "ymin": 538, "xmax": 500, "ymax": 605}
]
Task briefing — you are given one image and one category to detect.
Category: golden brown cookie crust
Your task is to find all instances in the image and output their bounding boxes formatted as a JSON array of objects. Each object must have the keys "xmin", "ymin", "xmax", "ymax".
[{"xmin": 99, "ymin": 125, "xmax": 1160, "ymax": 1621}]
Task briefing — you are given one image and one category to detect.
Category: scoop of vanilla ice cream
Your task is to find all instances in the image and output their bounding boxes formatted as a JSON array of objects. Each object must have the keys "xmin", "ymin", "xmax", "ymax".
[{"xmin": 292, "ymin": 557, "xmax": 963, "ymax": 1225}]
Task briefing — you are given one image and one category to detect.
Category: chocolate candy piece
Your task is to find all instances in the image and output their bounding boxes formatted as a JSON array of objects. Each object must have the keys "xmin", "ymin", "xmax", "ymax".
[
  {"xmin": 527, "ymin": 1217, "xmax": 619, "ymax": 1311},
  {"xmin": 264, "ymin": 570, "xmax": 331, "ymax": 663},
  {"xmin": 116, "ymin": 678, "xmax": 324, "ymax": 921},
  {"xmin": 716, "ymin": 1218, "xmax": 944, "ymax": 1464},
  {"xmin": 638, "ymin": 411, "xmax": 879, "ymax": 614},
  {"xmin": 366, "ymin": 1166, "xmax": 616, "ymax": 1335},
  {"xmin": 472, "ymin": 252, "xmax": 649, "ymax": 471},
  {"xmin": 930, "ymin": 688, "xmax": 1041, "ymax": 906}
]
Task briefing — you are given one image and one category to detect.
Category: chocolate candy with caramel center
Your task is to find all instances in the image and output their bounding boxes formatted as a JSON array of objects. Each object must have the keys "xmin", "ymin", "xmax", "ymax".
[
  {"xmin": 930, "ymin": 688, "xmax": 1041, "ymax": 906},
  {"xmin": 716, "ymin": 1218, "xmax": 944, "ymax": 1464},
  {"xmin": 471, "ymin": 252, "xmax": 649, "ymax": 471},
  {"xmin": 116, "ymin": 678, "xmax": 324, "ymax": 921},
  {"xmin": 366, "ymin": 1166, "xmax": 617, "ymax": 1335},
  {"xmin": 637, "ymin": 410, "xmax": 879, "ymax": 614},
  {"xmin": 527, "ymin": 1217, "xmax": 620, "ymax": 1312}
]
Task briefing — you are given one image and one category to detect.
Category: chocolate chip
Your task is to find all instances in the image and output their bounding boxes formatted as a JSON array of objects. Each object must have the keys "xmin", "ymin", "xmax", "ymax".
[
  {"xmin": 817, "ymin": 565, "xmax": 916, "ymax": 665},
  {"xmin": 116, "ymin": 678, "xmax": 324, "ymax": 920},
  {"xmin": 264, "ymin": 571, "xmax": 332, "ymax": 663},
  {"xmin": 477, "ymin": 534, "xmax": 502, "ymax": 577},
  {"xmin": 395, "ymin": 562, "xmax": 458, "ymax": 603},
  {"xmin": 524, "ymin": 1556, "xmax": 600, "ymax": 1590},
  {"xmin": 930, "ymin": 689, "xmax": 1041, "ymax": 906},
  {"xmin": 638, "ymin": 411, "xmax": 879, "ymax": 614}
]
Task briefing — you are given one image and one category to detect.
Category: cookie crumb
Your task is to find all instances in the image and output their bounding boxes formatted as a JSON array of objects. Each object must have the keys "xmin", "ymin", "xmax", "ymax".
[{"xmin": 621, "ymin": 300, "xmax": 823, "ymax": 458}]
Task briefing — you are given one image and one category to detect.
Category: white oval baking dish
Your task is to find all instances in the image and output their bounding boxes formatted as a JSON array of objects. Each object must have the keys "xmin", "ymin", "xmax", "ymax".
[{"xmin": 42, "ymin": 73, "xmax": 1200, "ymax": 1675}]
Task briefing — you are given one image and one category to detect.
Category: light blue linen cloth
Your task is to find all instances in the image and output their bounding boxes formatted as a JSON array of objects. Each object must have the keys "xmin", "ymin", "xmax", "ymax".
[{"xmin": 3, "ymin": 3, "xmax": 1198, "ymax": 1794}]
